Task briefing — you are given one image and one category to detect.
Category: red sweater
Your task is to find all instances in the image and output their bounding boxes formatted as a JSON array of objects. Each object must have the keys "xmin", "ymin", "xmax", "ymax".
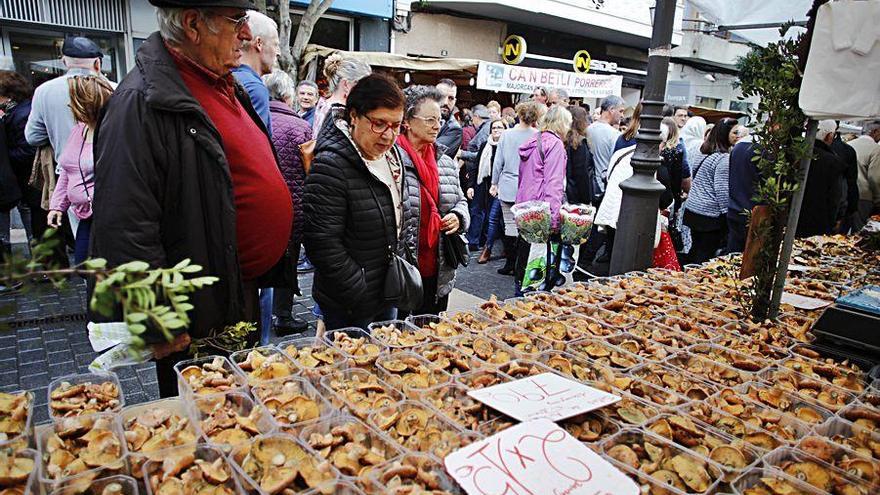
[{"xmin": 169, "ymin": 47, "xmax": 292, "ymax": 280}]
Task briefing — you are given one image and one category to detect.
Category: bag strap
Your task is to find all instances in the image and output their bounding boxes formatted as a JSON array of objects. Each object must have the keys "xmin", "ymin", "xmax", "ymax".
[
  {"xmin": 77, "ymin": 127, "xmax": 91, "ymax": 203},
  {"xmin": 607, "ymin": 148, "xmax": 635, "ymax": 180},
  {"xmin": 366, "ymin": 179, "xmax": 397, "ymax": 261},
  {"xmin": 692, "ymin": 154, "xmax": 712, "ymax": 178},
  {"xmin": 535, "ymin": 131, "xmax": 546, "ymax": 164}
]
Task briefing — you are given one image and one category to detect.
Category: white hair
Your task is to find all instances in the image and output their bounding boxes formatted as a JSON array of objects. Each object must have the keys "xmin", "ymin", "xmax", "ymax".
[
  {"xmin": 62, "ymin": 56, "xmax": 98, "ymax": 70},
  {"xmin": 263, "ymin": 70, "xmax": 295, "ymax": 102},
  {"xmin": 816, "ymin": 119, "xmax": 838, "ymax": 141},
  {"xmin": 156, "ymin": 7, "xmax": 217, "ymax": 46},
  {"xmin": 242, "ymin": 10, "xmax": 277, "ymax": 51}
]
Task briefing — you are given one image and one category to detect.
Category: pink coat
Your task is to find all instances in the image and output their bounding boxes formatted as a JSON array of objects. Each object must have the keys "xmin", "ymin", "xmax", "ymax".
[
  {"xmin": 516, "ymin": 131, "xmax": 567, "ymax": 228},
  {"xmin": 49, "ymin": 122, "xmax": 93, "ymax": 220}
]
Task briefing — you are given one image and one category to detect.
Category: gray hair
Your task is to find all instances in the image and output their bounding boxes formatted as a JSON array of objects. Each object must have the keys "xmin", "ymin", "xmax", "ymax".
[
  {"xmin": 323, "ymin": 53, "xmax": 371, "ymax": 95},
  {"xmin": 157, "ymin": 8, "xmax": 217, "ymax": 46},
  {"xmin": 864, "ymin": 120, "xmax": 880, "ymax": 135},
  {"xmin": 600, "ymin": 95, "xmax": 626, "ymax": 113},
  {"xmin": 297, "ymin": 79, "xmax": 318, "ymax": 92},
  {"xmin": 263, "ymin": 70, "xmax": 295, "ymax": 102},
  {"xmin": 242, "ymin": 10, "xmax": 277, "ymax": 51},
  {"xmin": 549, "ymin": 88, "xmax": 569, "ymax": 100},
  {"xmin": 62, "ymin": 56, "xmax": 99, "ymax": 70},
  {"xmin": 402, "ymin": 85, "xmax": 442, "ymax": 120}
]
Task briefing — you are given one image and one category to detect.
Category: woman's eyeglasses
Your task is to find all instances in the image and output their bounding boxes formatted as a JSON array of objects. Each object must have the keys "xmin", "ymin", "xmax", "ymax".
[
  {"xmin": 410, "ymin": 115, "xmax": 441, "ymax": 127},
  {"xmin": 363, "ymin": 115, "xmax": 403, "ymax": 135}
]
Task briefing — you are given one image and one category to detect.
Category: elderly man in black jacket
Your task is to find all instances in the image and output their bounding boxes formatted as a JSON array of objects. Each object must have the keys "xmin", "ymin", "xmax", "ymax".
[
  {"xmin": 797, "ymin": 120, "xmax": 848, "ymax": 238},
  {"xmin": 91, "ymin": 0, "xmax": 294, "ymax": 397}
]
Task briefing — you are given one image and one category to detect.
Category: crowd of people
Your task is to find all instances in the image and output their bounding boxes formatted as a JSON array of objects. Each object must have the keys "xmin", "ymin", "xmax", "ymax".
[{"xmin": 0, "ymin": 0, "xmax": 879, "ymax": 397}]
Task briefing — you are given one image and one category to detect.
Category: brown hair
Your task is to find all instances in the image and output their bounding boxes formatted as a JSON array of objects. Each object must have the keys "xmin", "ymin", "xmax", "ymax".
[
  {"xmin": 68, "ymin": 75, "xmax": 113, "ymax": 128},
  {"xmin": 515, "ymin": 101, "xmax": 545, "ymax": 126},
  {"xmin": 700, "ymin": 118, "xmax": 738, "ymax": 155},
  {"xmin": 566, "ymin": 105, "xmax": 589, "ymax": 149},
  {"xmin": 661, "ymin": 117, "xmax": 679, "ymax": 150},
  {"xmin": 622, "ymin": 102, "xmax": 642, "ymax": 142},
  {"xmin": 0, "ymin": 71, "xmax": 33, "ymax": 102}
]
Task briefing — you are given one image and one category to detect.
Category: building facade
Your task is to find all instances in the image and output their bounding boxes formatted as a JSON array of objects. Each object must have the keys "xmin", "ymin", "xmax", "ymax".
[
  {"xmin": 393, "ymin": 0, "xmax": 686, "ymax": 108},
  {"xmin": 666, "ymin": 1, "xmax": 759, "ymax": 113},
  {"xmin": 1, "ymin": 0, "xmax": 394, "ymax": 86}
]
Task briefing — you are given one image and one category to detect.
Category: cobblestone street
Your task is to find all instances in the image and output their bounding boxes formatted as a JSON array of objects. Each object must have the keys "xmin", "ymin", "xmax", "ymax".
[{"xmin": 0, "ymin": 245, "xmax": 514, "ymax": 424}]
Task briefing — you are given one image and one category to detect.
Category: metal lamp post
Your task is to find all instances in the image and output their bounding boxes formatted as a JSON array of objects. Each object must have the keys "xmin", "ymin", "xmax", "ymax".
[{"xmin": 609, "ymin": 0, "xmax": 678, "ymax": 275}]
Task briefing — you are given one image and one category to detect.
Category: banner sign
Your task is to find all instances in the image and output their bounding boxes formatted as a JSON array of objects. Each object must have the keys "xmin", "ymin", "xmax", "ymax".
[
  {"xmin": 444, "ymin": 419, "xmax": 639, "ymax": 495},
  {"xmin": 477, "ymin": 61, "xmax": 623, "ymax": 99},
  {"xmin": 467, "ymin": 372, "xmax": 620, "ymax": 422}
]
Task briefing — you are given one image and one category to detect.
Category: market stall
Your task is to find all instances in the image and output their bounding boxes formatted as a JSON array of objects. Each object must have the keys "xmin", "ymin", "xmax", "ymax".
[{"xmin": 2, "ymin": 229, "xmax": 879, "ymax": 495}]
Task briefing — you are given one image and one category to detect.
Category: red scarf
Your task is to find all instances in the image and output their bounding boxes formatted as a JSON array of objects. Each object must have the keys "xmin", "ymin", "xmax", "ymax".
[{"xmin": 397, "ymin": 134, "xmax": 441, "ymax": 277}]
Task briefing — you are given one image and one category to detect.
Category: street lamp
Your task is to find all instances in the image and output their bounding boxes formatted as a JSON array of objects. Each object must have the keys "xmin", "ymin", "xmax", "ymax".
[{"xmin": 609, "ymin": 0, "xmax": 678, "ymax": 275}]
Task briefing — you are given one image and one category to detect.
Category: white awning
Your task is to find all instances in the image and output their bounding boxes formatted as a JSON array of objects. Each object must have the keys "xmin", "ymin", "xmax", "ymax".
[
  {"xmin": 688, "ymin": 0, "xmax": 811, "ymax": 46},
  {"xmin": 301, "ymin": 45, "xmax": 479, "ymax": 74}
]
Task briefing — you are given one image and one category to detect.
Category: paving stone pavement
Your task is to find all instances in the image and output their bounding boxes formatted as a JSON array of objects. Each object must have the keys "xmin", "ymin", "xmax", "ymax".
[{"xmin": 0, "ymin": 246, "xmax": 515, "ymax": 424}]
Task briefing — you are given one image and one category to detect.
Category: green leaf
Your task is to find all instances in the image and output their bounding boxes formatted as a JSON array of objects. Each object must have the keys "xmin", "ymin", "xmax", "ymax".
[
  {"xmin": 177, "ymin": 303, "xmax": 194, "ymax": 312},
  {"xmin": 83, "ymin": 258, "xmax": 108, "ymax": 269},
  {"xmin": 128, "ymin": 323, "xmax": 147, "ymax": 335},
  {"xmin": 173, "ymin": 259, "xmax": 191, "ymax": 270},
  {"xmin": 117, "ymin": 261, "xmax": 150, "ymax": 272},
  {"xmin": 126, "ymin": 313, "xmax": 148, "ymax": 323}
]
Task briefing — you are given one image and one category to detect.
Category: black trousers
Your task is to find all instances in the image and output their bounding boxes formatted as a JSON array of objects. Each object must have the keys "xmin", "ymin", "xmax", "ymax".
[{"xmin": 726, "ymin": 215, "xmax": 748, "ymax": 254}]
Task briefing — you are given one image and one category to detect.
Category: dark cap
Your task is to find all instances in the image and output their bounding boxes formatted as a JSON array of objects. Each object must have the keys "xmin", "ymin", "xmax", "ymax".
[
  {"xmin": 148, "ymin": 0, "xmax": 255, "ymax": 8},
  {"xmin": 62, "ymin": 37, "xmax": 103, "ymax": 59}
]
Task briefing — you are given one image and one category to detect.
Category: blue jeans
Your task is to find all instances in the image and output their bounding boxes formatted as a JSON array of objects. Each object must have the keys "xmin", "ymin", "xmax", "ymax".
[
  {"xmin": 486, "ymin": 197, "xmax": 503, "ymax": 251},
  {"xmin": 322, "ymin": 306, "xmax": 397, "ymax": 332},
  {"xmin": 259, "ymin": 288, "xmax": 273, "ymax": 345},
  {"xmin": 74, "ymin": 218, "xmax": 91, "ymax": 265},
  {"xmin": 467, "ymin": 183, "xmax": 489, "ymax": 247}
]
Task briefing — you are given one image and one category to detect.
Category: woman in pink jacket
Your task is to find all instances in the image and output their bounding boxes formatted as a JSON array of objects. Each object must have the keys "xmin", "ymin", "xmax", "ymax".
[
  {"xmin": 513, "ymin": 105, "xmax": 572, "ymax": 294},
  {"xmin": 48, "ymin": 75, "xmax": 113, "ymax": 264}
]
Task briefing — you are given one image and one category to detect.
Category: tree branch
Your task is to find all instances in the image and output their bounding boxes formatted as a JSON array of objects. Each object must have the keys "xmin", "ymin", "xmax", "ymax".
[{"xmin": 290, "ymin": 0, "xmax": 335, "ymax": 81}]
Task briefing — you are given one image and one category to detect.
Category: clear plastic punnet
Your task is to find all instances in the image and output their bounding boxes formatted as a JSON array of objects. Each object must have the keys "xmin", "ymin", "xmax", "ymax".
[
  {"xmin": 298, "ymin": 413, "xmax": 403, "ymax": 486},
  {"xmin": 730, "ymin": 467, "xmax": 829, "ymax": 495},
  {"xmin": 142, "ymin": 444, "xmax": 243, "ymax": 495},
  {"xmin": 47, "ymin": 371, "xmax": 125, "ymax": 421},
  {"xmin": 321, "ymin": 327, "xmax": 388, "ymax": 368},
  {"xmin": 761, "ymin": 446, "xmax": 875, "ymax": 494},
  {"xmin": 173, "ymin": 355, "xmax": 248, "ymax": 400},
  {"xmin": 249, "ymin": 376, "xmax": 334, "ymax": 434},
  {"xmin": 192, "ymin": 391, "xmax": 277, "ymax": 453},
  {"xmin": 319, "ymin": 367, "xmax": 404, "ymax": 421},
  {"xmin": 119, "ymin": 397, "xmax": 199, "ymax": 479},
  {"xmin": 366, "ymin": 400, "xmax": 479, "ymax": 460},
  {"xmin": 366, "ymin": 453, "xmax": 463, "ymax": 495},
  {"xmin": 229, "ymin": 346, "xmax": 301, "ymax": 385},
  {"xmin": 276, "ymin": 336, "xmax": 345, "ymax": 382},
  {"xmin": 367, "ymin": 320, "xmax": 431, "ymax": 349},
  {"xmin": 0, "ymin": 390, "xmax": 33, "ymax": 451},
  {"xmin": 229, "ymin": 432, "xmax": 341, "ymax": 495},
  {"xmin": 49, "ymin": 474, "xmax": 139, "ymax": 495},
  {"xmin": 599, "ymin": 428, "xmax": 725, "ymax": 495},
  {"xmin": 405, "ymin": 314, "xmax": 469, "ymax": 341}
]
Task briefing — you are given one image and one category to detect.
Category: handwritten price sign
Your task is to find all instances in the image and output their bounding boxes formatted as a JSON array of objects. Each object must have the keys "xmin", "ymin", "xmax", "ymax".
[
  {"xmin": 445, "ymin": 419, "xmax": 638, "ymax": 495},
  {"xmin": 467, "ymin": 372, "xmax": 620, "ymax": 422}
]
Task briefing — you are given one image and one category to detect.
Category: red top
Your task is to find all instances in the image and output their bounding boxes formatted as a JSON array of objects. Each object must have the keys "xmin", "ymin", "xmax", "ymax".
[{"xmin": 169, "ymin": 46, "xmax": 292, "ymax": 280}]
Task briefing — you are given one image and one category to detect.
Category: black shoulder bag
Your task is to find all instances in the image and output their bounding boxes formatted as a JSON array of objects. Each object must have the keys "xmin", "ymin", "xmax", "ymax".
[
  {"xmin": 411, "ymin": 157, "xmax": 469, "ymax": 269},
  {"xmin": 367, "ymin": 176, "xmax": 423, "ymax": 312}
]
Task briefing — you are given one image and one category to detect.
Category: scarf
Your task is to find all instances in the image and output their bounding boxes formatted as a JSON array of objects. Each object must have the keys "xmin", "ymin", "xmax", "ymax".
[
  {"xmin": 397, "ymin": 134, "xmax": 441, "ymax": 277},
  {"xmin": 477, "ymin": 134, "xmax": 499, "ymax": 185}
]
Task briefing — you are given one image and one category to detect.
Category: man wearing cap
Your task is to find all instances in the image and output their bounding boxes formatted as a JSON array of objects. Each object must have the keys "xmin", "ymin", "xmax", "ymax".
[
  {"xmin": 25, "ymin": 36, "xmax": 109, "ymax": 161},
  {"xmin": 460, "ymin": 104, "xmax": 492, "ymax": 250},
  {"xmin": 90, "ymin": 0, "xmax": 293, "ymax": 397}
]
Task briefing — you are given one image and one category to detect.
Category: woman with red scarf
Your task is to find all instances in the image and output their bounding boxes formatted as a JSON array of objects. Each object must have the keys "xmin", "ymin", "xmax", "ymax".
[{"xmin": 396, "ymin": 85, "xmax": 470, "ymax": 316}]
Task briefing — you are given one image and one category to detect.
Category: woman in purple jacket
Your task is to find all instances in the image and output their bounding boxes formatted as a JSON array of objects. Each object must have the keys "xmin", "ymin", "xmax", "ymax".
[
  {"xmin": 513, "ymin": 105, "xmax": 572, "ymax": 294},
  {"xmin": 263, "ymin": 70, "xmax": 313, "ymax": 334},
  {"xmin": 47, "ymin": 75, "xmax": 113, "ymax": 265}
]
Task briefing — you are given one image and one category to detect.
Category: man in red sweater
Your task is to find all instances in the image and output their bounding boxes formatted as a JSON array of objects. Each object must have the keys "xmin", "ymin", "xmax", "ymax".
[{"xmin": 91, "ymin": 0, "xmax": 293, "ymax": 396}]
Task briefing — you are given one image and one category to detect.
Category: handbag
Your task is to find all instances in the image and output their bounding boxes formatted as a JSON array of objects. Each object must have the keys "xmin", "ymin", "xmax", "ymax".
[
  {"xmin": 441, "ymin": 233, "xmax": 469, "ymax": 268},
  {"xmin": 668, "ymin": 208, "xmax": 685, "ymax": 252},
  {"xmin": 367, "ymin": 173, "xmax": 423, "ymax": 312},
  {"xmin": 299, "ymin": 139, "xmax": 315, "ymax": 175}
]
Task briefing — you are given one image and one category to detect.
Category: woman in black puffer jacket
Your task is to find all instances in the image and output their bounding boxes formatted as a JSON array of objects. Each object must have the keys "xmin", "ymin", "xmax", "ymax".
[{"xmin": 303, "ymin": 74, "xmax": 418, "ymax": 330}]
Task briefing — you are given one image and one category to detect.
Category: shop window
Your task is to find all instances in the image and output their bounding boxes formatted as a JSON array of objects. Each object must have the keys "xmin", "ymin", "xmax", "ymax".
[
  {"xmin": 290, "ymin": 13, "xmax": 352, "ymax": 51},
  {"xmin": 695, "ymin": 96, "xmax": 721, "ymax": 109},
  {"xmin": 8, "ymin": 31, "xmax": 120, "ymax": 88}
]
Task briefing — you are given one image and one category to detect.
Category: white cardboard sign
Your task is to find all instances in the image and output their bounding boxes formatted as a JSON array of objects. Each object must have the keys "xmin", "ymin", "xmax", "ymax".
[
  {"xmin": 444, "ymin": 419, "xmax": 639, "ymax": 495},
  {"xmin": 467, "ymin": 372, "xmax": 620, "ymax": 422},
  {"xmin": 781, "ymin": 291, "xmax": 833, "ymax": 310}
]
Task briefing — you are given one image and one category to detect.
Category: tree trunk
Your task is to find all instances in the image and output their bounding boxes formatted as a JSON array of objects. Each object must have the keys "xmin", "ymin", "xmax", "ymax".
[
  {"xmin": 254, "ymin": 0, "xmax": 267, "ymax": 14},
  {"xmin": 277, "ymin": 0, "xmax": 294, "ymax": 76},
  {"xmin": 291, "ymin": 0, "xmax": 334, "ymax": 81}
]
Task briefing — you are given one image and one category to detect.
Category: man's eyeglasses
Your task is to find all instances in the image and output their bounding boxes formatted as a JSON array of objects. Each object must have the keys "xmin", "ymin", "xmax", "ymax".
[
  {"xmin": 411, "ymin": 115, "xmax": 441, "ymax": 127},
  {"xmin": 364, "ymin": 115, "xmax": 403, "ymax": 135},
  {"xmin": 215, "ymin": 13, "xmax": 249, "ymax": 32}
]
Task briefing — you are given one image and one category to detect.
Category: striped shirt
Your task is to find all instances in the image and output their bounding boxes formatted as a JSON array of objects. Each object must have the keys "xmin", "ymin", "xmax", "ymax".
[{"xmin": 684, "ymin": 151, "xmax": 730, "ymax": 218}]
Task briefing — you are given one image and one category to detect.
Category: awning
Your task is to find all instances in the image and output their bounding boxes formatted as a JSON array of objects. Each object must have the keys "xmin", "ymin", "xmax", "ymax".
[
  {"xmin": 687, "ymin": 0, "xmax": 811, "ymax": 46},
  {"xmin": 301, "ymin": 45, "xmax": 479, "ymax": 74},
  {"xmin": 688, "ymin": 105, "xmax": 747, "ymax": 123}
]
